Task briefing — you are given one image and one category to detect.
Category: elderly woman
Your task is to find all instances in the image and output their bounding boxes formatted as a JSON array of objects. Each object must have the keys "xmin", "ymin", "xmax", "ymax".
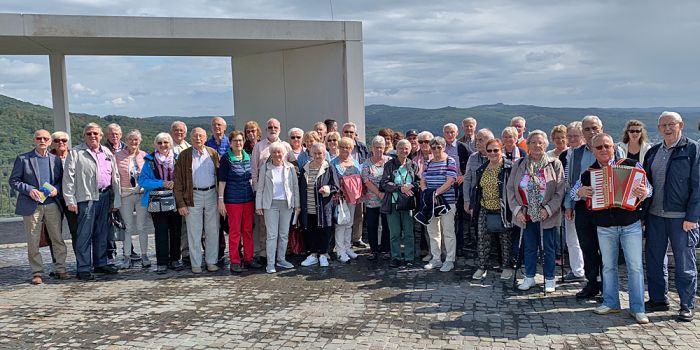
[
  {"xmin": 362, "ymin": 136, "xmax": 391, "ymax": 261},
  {"xmin": 507, "ymin": 130, "xmax": 565, "ymax": 292},
  {"xmin": 470, "ymin": 139, "xmax": 514, "ymax": 280},
  {"xmin": 299, "ymin": 143, "xmax": 339, "ymax": 268},
  {"xmin": 381, "ymin": 139, "xmax": 420, "ymax": 268},
  {"xmin": 216, "ymin": 131, "xmax": 257, "ymax": 273},
  {"xmin": 420, "ymin": 136, "xmax": 458, "ymax": 272},
  {"xmin": 115, "ymin": 130, "xmax": 149, "ymax": 269},
  {"xmin": 547, "ymin": 125, "xmax": 568, "ymax": 158},
  {"xmin": 378, "ymin": 128, "xmax": 395, "ymax": 155},
  {"xmin": 502, "ymin": 127, "xmax": 526, "ymax": 161},
  {"xmin": 288, "ymin": 127, "xmax": 305, "ymax": 160},
  {"xmin": 618, "ymin": 120, "xmax": 651, "ymax": 162},
  {"xmin": 413, "ymin": 131, "xmax": 434, "ymax": 261},
  {"xmin": 243, "ymin": 120, "xmax": 262, "ymax": 155},
  {"xmin": 140, "ymin": 132, "xmax": 182, "ymax": 274},
  {"xmin": 297, "ymin": 131, "xmax": 330, "ymax": 169},
  {"xmin": 325, "ymin": 131, "xmax": 341, "ymax": 160},
  {"xmin": 331, "ymin": 137, "xmax": 363, "ymax": 263},
  {"xmin": 255, "ymin": 142, "xmax": 301, "ymax": 273}
]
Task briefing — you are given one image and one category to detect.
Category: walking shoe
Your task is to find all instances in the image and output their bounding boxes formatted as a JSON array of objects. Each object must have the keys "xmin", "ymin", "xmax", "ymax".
[
  {"xmin": 575, "ymin": 286, "xmax": 601, "ymax": 299},
  {"xmin": 244, "ymin": 260, "xmax": 263, "ymax": 269},
  {"xmin": 424, "ymin": 260, "xmax": 443, "ymax": 270},
  {"xmin": 56, "ymin": 272, "xmax": 69, "ymax": 280},
  {"xmin": 169, "ymin": 260, "xmax": 185, "ymax": 271},
  {"xmin": 156, "ymin": 265, "xmax": 167, "ymax": 275},
  {"xmin": 352, "ymin": 240, "xmax": 369, "ymax": 248},
  {"xmin": 630, "ymin": 312, "xmax": 650, "ymax": 324},
  {"xmin": 560, "ymin": 271, "xmax": 586, "ymax": 283},
  {"xmin": 94, "ymin": 265, "xmax": 119, "ymax": 274},
  {"xmin": 301, "ymin": 254, "xmax": 319, "ymax": 267},
  {"xmin": 266, "ymin": 265, "xmax": 276, "ymax": 274},
  {"xmin": 472, "ymin": 269, "xmax": 487, "ymax": 280},
  {"xmin": 191, "ymin": 266, "xmax": 202, "ymax": 274},
  {"xmin": 346, "ymin": 249, "xmax": 358, "ymax": 259},
  {"xmin": 678, "ymin": 308, "xmax": 694, "ymax": 322},
  {"xmin": 31, "ymin": 275, "xmax": 43, "ymax": 285},
  {"xmin": 422, "ymin": 254, "xmax": 433, "ymax": 262},
  {"xmin": 381, "ymin": 252, "xmax": 391, "ymax": 260},
  {"xmin": 319, "ymin": 255, "xmax": 330, "ymax": 267},
  {"xmin": 230, "ymin": 264, "xmax": 242, "ymax": 274},
  {"xmin": 207, "ymin": 264, "xmax": 219, "ymax": 272},
  {"xmin": 500, "ymin": 269, "xmax": 514, "ymax": 280},
  {"xmin": 141, "ymin": 256, "xmax": 152, "ymax": 268},
  {"xmin": 593, "ymin": 305, "xmax": 620, "ymax": 315},
  {"xmin": 545, "ymin": 279, "xmax": 556, "ymax": 293},
  {"xmin": 120, "ymin": 259, "xmax": 132, "ymax": 270},
  {"xmin": 276, "ymin": 260, "xmax": 294, "ymax": 269},
  {"xmin": 367, "ymin": 252, "xmax": 379, "ymax": 261},
  {"xmin": 77, "ymin": 272, "xmax": 94, "ymax": 281},
  {"xmin": 644, "ymin": 300, "xmax": 670, "ymax": 313},
  {"xmin": 439, "ymin": 261, "xmax": 454, "ymax": 272},
  {"xmin": 389, "ymin": 259, "xmax": 402, "ymax": 268},
  {"xmin": 338, "ymin": 253, "xmax": 351, "ymax": 263},
  {"xmin": 518, "ymin": 277, "xmax": 536, "ymax": 291}
]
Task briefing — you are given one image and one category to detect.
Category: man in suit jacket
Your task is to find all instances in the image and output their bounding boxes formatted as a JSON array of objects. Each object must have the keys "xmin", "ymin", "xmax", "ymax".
[{"xmin": 9, "ymin": 129, "xmax": 68, "ymax": 284}]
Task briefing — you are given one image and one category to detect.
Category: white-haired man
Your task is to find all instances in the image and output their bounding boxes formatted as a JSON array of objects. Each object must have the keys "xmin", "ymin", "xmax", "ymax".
[
  {"xmin": 459, "ymin": 117, "xmax": 477, "ymax": 154},
  {"xmin": 511, "ymin": 116, "xmax": 528, "ymax": 152},
  {"xmin": 171, "ymin": 121, "xmax": 191, "ymax": 155}
]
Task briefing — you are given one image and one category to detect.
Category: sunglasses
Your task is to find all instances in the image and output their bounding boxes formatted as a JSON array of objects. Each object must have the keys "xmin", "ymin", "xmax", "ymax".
[
  {"xmin": 290, "ymin": 136, "xmax": 302, "ymax": 140},
  {"xmin": 430, "ymin": 145, "xmax": 443, "ymax": 150},
  {"xmin": 627, "ymin": 129, "xmax": 642, "ymax": 134},
  {"xmin": 85, "ymin": 132, "xmax": 99, "ymax": 136},
  {"xmin": 267, "ymin": 126, "xmax": 279, "ymax": 130},
  {"xmin": 35, "ymin": 137, "xmax": 50, "ymax": 141},
  {"xmin": 595, "ymin": 144, "xmax": 613, "ymax": 150},
  {"xmin": 486, "ymin": 149, "xmax": 500, "ymax": 153},
  {"xmin": 157, "ymin": 141, "xmax": 170, "ymax": 145},
  {"xmin": 327, "ymin": 139, "xmax": 338, "ymax": 142},
  {"xmin": 418, "ymin": 140, "xmax": 431, "ymax": 144},
  {"xmin": 343, "ymin": 130, "xmax": 355, "ymax": 134},
  {"xmin": 53, "ymin": 139, "xmax": 68, "ymax": 143}
]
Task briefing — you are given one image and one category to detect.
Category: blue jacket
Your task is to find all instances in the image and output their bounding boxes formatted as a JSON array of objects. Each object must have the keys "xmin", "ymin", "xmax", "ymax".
[
  {"xmin": 643, "ymin": 136, "xmax": 700, "ymax": 222},
  {"xmin": 9, "ymin": 150, "xmax": 63, "ymax": 216},
  {"xmin": 217, "ymin": 150, "xmax": 254, "ymax": 204},
  {"xmin": 205, "ymin": 136, "xmax": 230, "ymax": 157},
  {"xmin": 139, "ymin": 152, "xmax": 178, "ymax": 208}
]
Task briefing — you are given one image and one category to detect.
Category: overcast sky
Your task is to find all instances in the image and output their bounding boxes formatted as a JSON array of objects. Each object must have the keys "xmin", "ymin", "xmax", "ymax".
[{"xmin": 1, "ymin": 1, "xmax": 698, "ymax": 117}]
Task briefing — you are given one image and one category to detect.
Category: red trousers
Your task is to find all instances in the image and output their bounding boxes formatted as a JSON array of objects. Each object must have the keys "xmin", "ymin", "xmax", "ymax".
[{"xmin": 225, "ymin": 202, "xmax": 254, "ymax": 264}]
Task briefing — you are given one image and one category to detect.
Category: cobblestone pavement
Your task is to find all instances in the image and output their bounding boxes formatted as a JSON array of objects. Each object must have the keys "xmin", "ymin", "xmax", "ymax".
[{"xmin": 1, "ymin": 238, "xmax": 699, "ymax": 349}]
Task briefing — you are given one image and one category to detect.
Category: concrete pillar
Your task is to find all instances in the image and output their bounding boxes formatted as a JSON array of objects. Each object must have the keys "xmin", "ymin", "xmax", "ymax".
[
  {"xmin": 232, "ymin": 41, "xmax": 365, "ymax": 141},
  {"xmin": 49, "ymin": 54, "xmax": 71, "ymax": 140}
]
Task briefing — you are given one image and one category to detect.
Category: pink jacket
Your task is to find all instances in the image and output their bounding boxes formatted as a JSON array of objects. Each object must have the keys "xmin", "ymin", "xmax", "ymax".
[{"xmin": 115, "ymin": 149, "xmax": 146, "ymax": 188}]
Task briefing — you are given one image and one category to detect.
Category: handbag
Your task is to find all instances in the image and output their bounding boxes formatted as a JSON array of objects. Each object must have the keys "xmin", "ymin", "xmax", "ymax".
[
  {"xmin": 394, "ymin": 169, "xmax": 416, "ymax": 211},
  {"xmin": 287, "ymin": 225, "xmax": 305, "ymax": 255},
  {"xmin": 109, "ymin": 211, "xmax": 126, "ymax": 241},
  {"xmin": 485, "ymin": 210, "xmax": 505, "ymax": 233},
  {"xmin": 336, "ymin": 198, "xmax": 352, "ymax": 225},
  {"xmin": 148, "ymin": 190, "xmax": 176, "ymax": 213},
  {"xmin": 340, "ymin": 174, "xmax": 363, "ymax": 205}
]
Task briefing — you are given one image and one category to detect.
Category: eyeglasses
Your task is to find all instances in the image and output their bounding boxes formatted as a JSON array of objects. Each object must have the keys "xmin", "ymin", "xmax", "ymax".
[
  {"xmin": 659, "ymin": 122, "xmax": 679, "ymax": 129},
  {"xmin": 583, "ymin": 126, "xmax": 600, "ymax": 132},
  {"xmin": 267, "ymin": 126, "xmax": 279, "ymax": 130},
  {"xmin": 430, "ymin": 145, "xmax": 443, "ymax": 150},
  {"xmin": 231, "ymin": 138, "xmax": 244, "ymax": 143},
  {"xmin": 628, "ymin": 129, "xmax": 642, "ymax": 134},
  {"xmin": 595, "ymin": 144, "xmax": 613, "ymax": 150},
  {"xmin": 290, "ymin": 136, "xmax": 302, "ymax": 140},
  {"xmin": 327, "ymin": 139, "xmax": 338, "ymax": 142},
  {"xmin": 486, "ymin": 149, "xmax": 500, "ymax": 153},
  {"xmin": 245, "ymin": 129, "xmax": 257, "ymax": 133},
  {"xmin": 85, "ymin": 132, "xmax": 99, "ymax": 136},
  {"xmin": 418, "ymin": 140, "xmax": 431, "ymax": 144},
  {"xmin": 35, "ymin": 137, "xmax": 50, "ymax": 141},
  {"xmin": 157, "ymin": 141, "xmax": 170, "ymax": 145},
  {"xmin": 53, "ymin": 139, "xmax": 68, "ymax": 143},
  {"xmin": 343, "ymin": 130, "xmax": 355, "ymax": 134}
]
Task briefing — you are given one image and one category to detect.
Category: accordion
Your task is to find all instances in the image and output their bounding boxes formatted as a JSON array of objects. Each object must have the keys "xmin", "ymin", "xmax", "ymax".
[{"xmin": 587, "ymin": 165, "xmax": 646, "ymax": 211}]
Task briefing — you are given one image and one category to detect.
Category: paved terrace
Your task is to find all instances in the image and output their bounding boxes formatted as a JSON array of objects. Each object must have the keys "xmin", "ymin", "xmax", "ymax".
[{"xmin": 0, "ymin": 230, "xmax": 699, "ymax": 349}]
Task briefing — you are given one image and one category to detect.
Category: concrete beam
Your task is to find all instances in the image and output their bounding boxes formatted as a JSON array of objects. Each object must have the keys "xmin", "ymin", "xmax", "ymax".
[{"xmin": 49, "ymin": 54, "xmax": 71, "ymax": 141}]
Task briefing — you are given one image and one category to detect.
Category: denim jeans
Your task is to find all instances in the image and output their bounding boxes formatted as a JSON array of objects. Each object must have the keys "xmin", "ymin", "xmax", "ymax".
[
  {"xmin": 597, "ymin": 221, "xmax": 645, "ymax": 313},
  {"xmin": 75, "ymin": 191, "xmax": 111, "ymax": 273},
  {"xmin": 523, "ymin": 221, "xmax": 556, "ymax": 279}
]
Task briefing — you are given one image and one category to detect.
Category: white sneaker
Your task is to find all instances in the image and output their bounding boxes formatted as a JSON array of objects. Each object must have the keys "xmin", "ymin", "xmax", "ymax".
[
  {"xmin": 191, "ymin": 266, "xmax": 202, "ymax": 274},
  {"xmin": 500, "ymin": 268, "xmax": 515, "ymax": 280},
  {"xmin": 593, "ymin": 305, "xmax": 620, "ymax": 315},
  {"xmin": 439, "ymin": 261, "xmax": 454, "ymax": 272},
  {"xmin": 346, "ymin": 249, "xmax": 358, "ymax": 259},
  {"xmin": 422, "ymin": 254, "xmax": 433, "ymax": 262},
  {"xmin": 339, "ymin": 253, "xmax": 351, "ymax": 263},
  {"xmin": 518, "ymin": 277, "xmax": 536, "ymax": 290},
  {"xmin": 276, "ymin": 260, "xmax": 294, "ymax": 269},
  {"xmin": 424, "ymin": 260, "xmax": 443, "ymax": 270},
  {"xmin": 301, "ymin": 255, "xmax": 318, "ymax": 267},
  {"xmin": 319, "ymin": 255, "xmax": 329, "ymax": 267},
  {"xmin": 472, "ymin": 269, "xmax": 487, "ymax": 280},
  {"xmin": 630, "ymin": 311, "xmax": 650, "ymax": 324},
  {"xmin": 206, "ymin": 264, "xmax": 219, "ymax": 272},
  {"xmin": 266, "ymin": 265, "xmax": 276, "ymax": 274},
  {"xmin": 545, "ymin": 279, "xmax": 556, "ymax": 292}
]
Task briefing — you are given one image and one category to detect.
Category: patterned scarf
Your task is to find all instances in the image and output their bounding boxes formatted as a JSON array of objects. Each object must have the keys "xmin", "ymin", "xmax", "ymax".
[
  {"xmin": 525, "ymin": 154, "xmax": 548, "ymax": 222},
  {"xmin": 155, "ymin": 151, "xmax": 174, "ymax": 182}
]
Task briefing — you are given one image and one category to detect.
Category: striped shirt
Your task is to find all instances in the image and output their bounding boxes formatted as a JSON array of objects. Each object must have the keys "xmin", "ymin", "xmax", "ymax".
[
  {"xmin": 423, "ymin": 157, "xmax": 458, "ymax": 204},
  {"xmin": 306, "ymin": 166, "xmax": 320, "ymax": 212}
]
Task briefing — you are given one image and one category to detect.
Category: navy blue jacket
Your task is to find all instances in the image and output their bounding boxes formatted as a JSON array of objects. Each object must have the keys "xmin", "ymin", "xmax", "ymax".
[
  {"xmin": 9, "ymin": 150, "xmax": 63, "ymax": 216},
  {"xmin": 217, "ymin": 151, "xmax": 254, "ymax": 204},
  {"xmin": 299, "ymin": 161, "xmax": 339, "ymax": 229},
  {"xmin": 643, "ymin": 136, "xmax": 700, "ymax": 222}
]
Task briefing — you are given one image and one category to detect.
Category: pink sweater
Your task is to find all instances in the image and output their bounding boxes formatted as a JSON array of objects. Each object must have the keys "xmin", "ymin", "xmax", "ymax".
[{"xmin": 115, "ymin": 149, "xmax": 146, "ymax": 188}]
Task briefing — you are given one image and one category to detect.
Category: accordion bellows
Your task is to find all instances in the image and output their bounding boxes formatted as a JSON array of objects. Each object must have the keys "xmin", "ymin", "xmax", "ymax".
[{"xmin": 587, "ymin": 165, "xmax": 646, "ymax": 211}]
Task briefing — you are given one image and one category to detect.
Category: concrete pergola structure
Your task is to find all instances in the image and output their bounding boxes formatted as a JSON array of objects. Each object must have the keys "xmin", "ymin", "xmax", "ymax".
[{"xmin": 0, "ymin": 13, "xmax": 365, "ymax": 140}]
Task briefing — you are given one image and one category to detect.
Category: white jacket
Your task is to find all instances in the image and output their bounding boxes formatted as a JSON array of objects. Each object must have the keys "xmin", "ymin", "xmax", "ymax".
[
  {"xmin": 63, "ymin": 143, "xmax": 122, "ymax": 208},
  {"xmin": 617, "ymin": 142, "xmax": 651, "ymax": 163},
  {"xmin": 255, "ymin": 160, "xmax": 300, "ymax": 210}
]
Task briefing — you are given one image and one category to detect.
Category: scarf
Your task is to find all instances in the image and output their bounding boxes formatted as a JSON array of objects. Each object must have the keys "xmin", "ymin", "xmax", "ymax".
[
  {"xmin": 155, "ymin": 151, "xmax": 174, "ymax": 181},
  {"xmin": 525, "ymin": 154, "xmax": 548, "ymax": 222}
]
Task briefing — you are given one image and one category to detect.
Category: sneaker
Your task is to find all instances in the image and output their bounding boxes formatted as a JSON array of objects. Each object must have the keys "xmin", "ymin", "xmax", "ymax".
[
  {"xmin": 244, "ymin": 260, "xmax": 263, "ymax": 269},
  {"xmin": 500, "ymin": 268, "xmax": 515, "ymax": 280},
  {"xmin": 141, "ymin": 257, "xmax": 151, "ymax": 268},
  {"xmin": 192, "ymin": 266, "xmax": 203, "ymax": 274},
  {"xmin": 229, "ymin": 264, "xmax": 242, "ymax": 274},
  {"xmin": 169, "ymin": 260, "xmax": 185, "ymax": 271},
  {"xmin": 560, "ymin": 271, "xmax": 586, "ymax": 283},
  {"xmin": 644, "ymin": 300, "xmax": 670, "ymax": 313},
  {"xmin": 266, "ymin": 265, "xmax": 276, "ymax": 274},
  {"xmin": 346, "ymin": 249, "xmax": 358, "ymax": 259},
  {"xmin": 319, "ymin": 255, "xmax": 330, "ymax": 267},
  {"xmin": 472, "ymin": 269, "xmax": 487, "ymax": 280},
  {"xmin": 94, "ymin": 265, "xmax": 119, "ymax": 274},
  {"xmin": 424, "ymin": 260, "xmax": 443, "ymax": 270},
  {"xmin": 630, "ymin": 312, "xmax": 650, "ymax": 324},
  {"xmin": 439, "ymin": 261, "xmax": 454, "ymax": 272},
  {"xmin": 593, "ymin": 305, "xmax": 621, "ymax": 315},
  {"xmin": 276, "ymin": 260, "xmax": 294, "ymax": 269},
  {"xmin": 518, "ymin": 277, "xmax": 536, "ymax": 291},
  {"xmin": 352, "ymin": 240, "xmax": 369, "ymax": 248},
  {"xmin": 206, "ymin": 264, "xmax": 219, "ymax": 272},
  {"xmin": 545, "ymin": 279, "xmax": 556, "ymax": 292},
  {"xmin": 338, "ymin": 253, "xmax": 350, "ymax": 263},
  {"xmin": 422, "ymin": 254, "xmax": 433, "ymax": 262},
  {"xmin": 156, "ymin": 265, "xmax": 167, "ymax": 275},
  {"xmin": 301, "ymin": 255, "xmax": 319, "ymax": 267}
]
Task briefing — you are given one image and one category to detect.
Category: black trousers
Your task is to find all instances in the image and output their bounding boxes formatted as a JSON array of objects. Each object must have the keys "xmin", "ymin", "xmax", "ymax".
[
  {"xmin": 304, "ymin": 215, "xmax": 332, "ymax": 254},
  {"xmin": 366, "ymin": 207, "xmax": 390, "ymax": 253},
  {"xmin": 574, "ymin": 207, "xmax": 602, "ymax": 289},
  {"xmin": 152, "ymin": 211, "xmax": 182, "ymax": 266},
  {"xmin": 218, "ymin": 215, "xmax": 228, "ymax": 261}
]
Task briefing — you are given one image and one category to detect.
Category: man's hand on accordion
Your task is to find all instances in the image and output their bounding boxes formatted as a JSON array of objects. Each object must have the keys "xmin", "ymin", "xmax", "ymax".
[
  {"xmin": 577, "ymin": 186, "xmax": 593, "ymax": 199},
  {"xmin": 633, "ymin": 184, "xmax": 648, "ymax": 200}
]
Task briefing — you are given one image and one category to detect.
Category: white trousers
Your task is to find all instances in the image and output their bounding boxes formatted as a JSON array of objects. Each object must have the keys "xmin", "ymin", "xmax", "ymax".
[
  {"xmin": 565, "ymin": 216, "xmax": 585, "ymax": 277},
  {"xmin": 186, "ymin": 188, "xmax": 219, "ymax": 267},
  {"xmin": 335, "ymin": 203, "xmax": 356, "ymax": 255},
  {"xmin": 427, "ymin": 206, "xmax": 456, "ymax": 263},
  {"xmin": 120, "ymin": 193, "xmax": 148, "ymax": 258}
]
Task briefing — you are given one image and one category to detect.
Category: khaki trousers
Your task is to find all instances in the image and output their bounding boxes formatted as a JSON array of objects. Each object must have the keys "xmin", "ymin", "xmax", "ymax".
[{"xmin": 23, "ymin": 203, "xmax": 67, "ymax": 276}]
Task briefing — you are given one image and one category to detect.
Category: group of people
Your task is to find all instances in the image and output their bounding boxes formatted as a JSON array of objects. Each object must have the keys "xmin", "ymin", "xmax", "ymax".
[{"xmin": 9, "ymin": 112, "xmax": 699, "ymax": 325}]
